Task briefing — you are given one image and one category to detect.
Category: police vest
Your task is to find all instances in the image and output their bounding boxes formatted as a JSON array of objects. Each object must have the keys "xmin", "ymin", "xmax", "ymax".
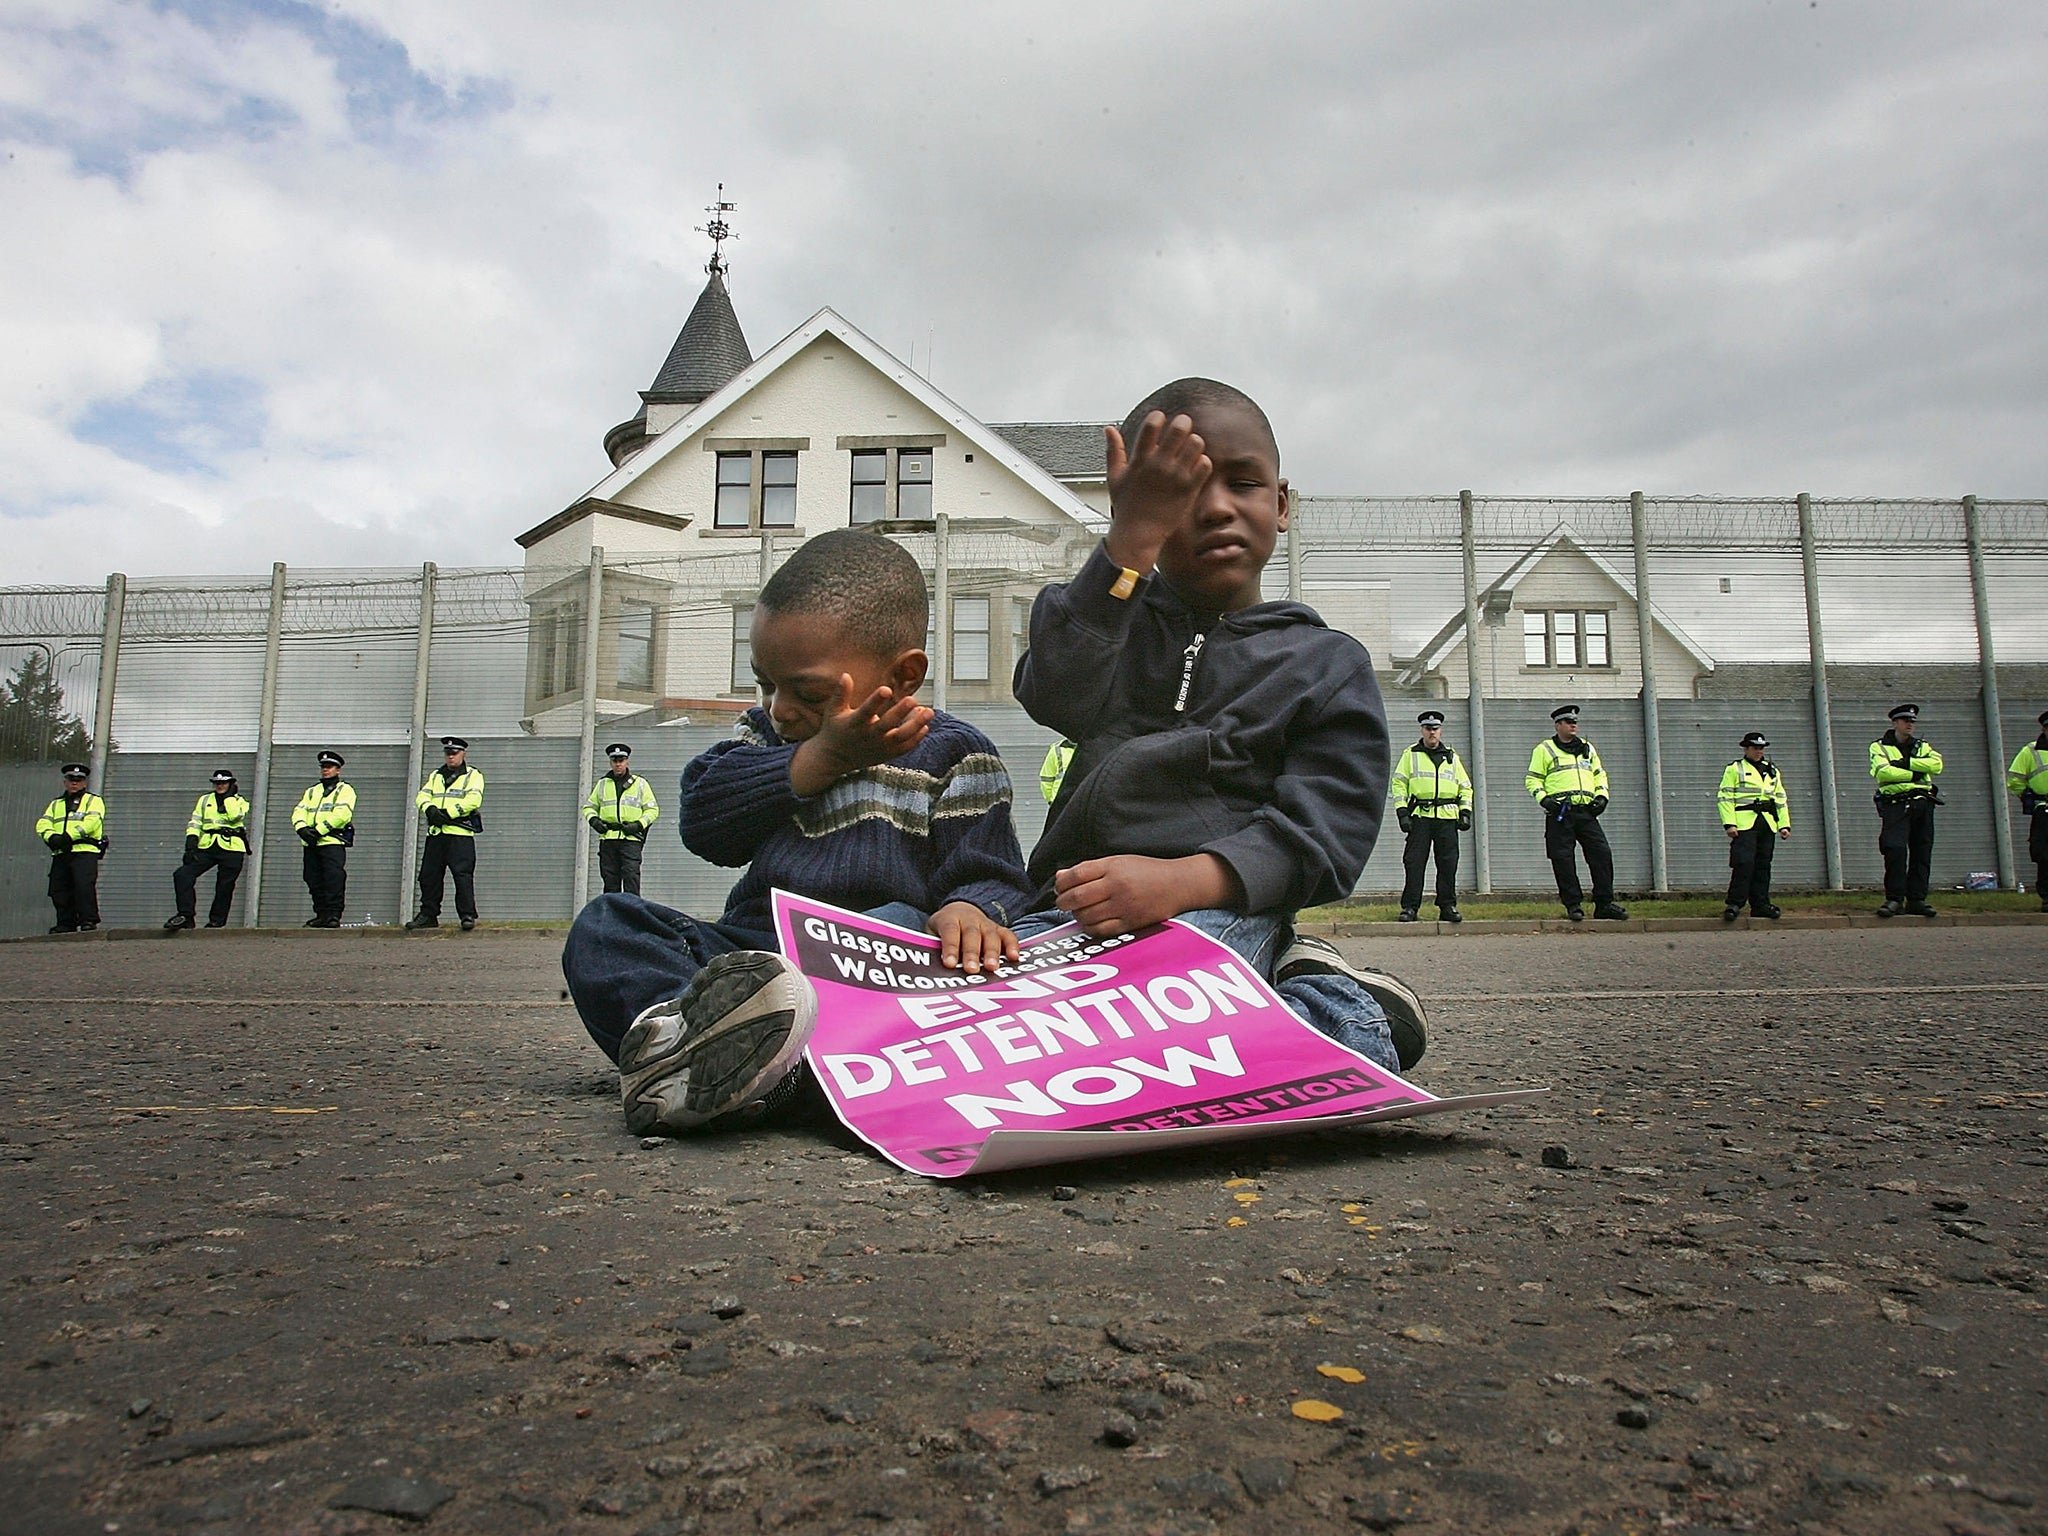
[
  {"xmin": 1717, "ymin": 758, "xmax": 1789, "ymax": 832},
  {"xmin": 1869, "ymin": 737, "xmax": 1942, "ymax": 801},
  {"xmin": 2008, "ymin": 739, "xmax": 2048, "ymax": 805},
  {"xmin": 1039, "ymin": 740, "xmax": 1075, "ymax": 804},
  {"xmin": 292, "ymin": 781, "xmax": 358, "ymax": 846},
  {"xmin": 37, "ymin": 792, "xmax": 107, "ymax": 854},
  {"xmin": 1392, "ymin": 744, "xmax": 1472, "ymax": 820},
  {"xmin": 1525, "ymin": 737, "xmax": 1608, "ymax": 805},
  {"xmin": 188, "ymin": 792, "xmax": 250, "ymax": 852},
  {"xmin": 417, "ymin": 767, "xmax": 485, "ymax": 836},
  {"xmin": 585, "ymin": 773, "xmax": 659, "ymax": 840}
]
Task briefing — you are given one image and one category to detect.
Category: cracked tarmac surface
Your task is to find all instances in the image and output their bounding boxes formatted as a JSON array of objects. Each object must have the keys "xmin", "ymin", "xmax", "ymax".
[{"xmin": 1, "ymin": 926, "xmax": 2043, "ymax": 1535}]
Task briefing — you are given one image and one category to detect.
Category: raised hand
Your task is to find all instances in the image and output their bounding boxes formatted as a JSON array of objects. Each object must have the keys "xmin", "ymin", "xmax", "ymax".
[{"xmin": 1104, "ymin": 411, "xmax": 1211, "ymax": 575}]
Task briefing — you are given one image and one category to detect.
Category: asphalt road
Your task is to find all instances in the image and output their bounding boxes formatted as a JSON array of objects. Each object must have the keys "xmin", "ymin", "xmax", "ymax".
[{"xmin": 1, "ymin": 925, "xmax": 2043, "ymax": 1536}]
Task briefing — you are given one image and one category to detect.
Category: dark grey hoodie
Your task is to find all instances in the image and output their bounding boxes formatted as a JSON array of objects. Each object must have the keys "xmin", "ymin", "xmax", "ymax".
[{"xmin": 1014, "ymin": 542, "xmax": 1390, "ymax": 914}]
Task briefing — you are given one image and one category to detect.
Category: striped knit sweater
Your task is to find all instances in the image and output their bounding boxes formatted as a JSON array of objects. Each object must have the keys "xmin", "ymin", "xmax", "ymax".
[{"xmin": 679, "ymin": 707, "xmax": 1034, "ymax": 935}]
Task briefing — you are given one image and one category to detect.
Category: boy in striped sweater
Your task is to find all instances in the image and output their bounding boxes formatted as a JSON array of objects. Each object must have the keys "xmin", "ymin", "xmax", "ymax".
[{"xmin": 563, "ymin": 529, "xmax": 1033, "ymax": 1136}]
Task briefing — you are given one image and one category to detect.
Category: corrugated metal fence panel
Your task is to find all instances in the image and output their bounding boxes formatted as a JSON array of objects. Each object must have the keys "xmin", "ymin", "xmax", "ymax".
[
  {"xmin": 272, "ymin": 636, "xmax": 418, "ymax": 747},
  {"xmin": 2, "ymin": 763, "xmax": 63, "ymax": 936},
  {"xmin": 95, "ymin": 753, "xmax": 259, "ymax": 929},
  {"xmin": 1478, "ymin": 700, "xmax": 1654, "ymax": 897},
  {"xmin": 1830, "ymin": 698, "xmax": 1999, "ymax": 894},
  {"xmin": 1657, "ymin": 701, "xmax": 1829, "ymax": 893},
  {"xmin": 109, "ymin": 641, "xmax": 266, "ymax": 752},
  {"xmin": 250, "ymin": 746, "xmax": 414, "ymax": 927}
]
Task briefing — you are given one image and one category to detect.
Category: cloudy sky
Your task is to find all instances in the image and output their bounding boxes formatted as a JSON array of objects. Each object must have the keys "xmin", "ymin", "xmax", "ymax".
[{"xmin": 3, "ymin": 0, "xmax": 2043, "ymax": 583}]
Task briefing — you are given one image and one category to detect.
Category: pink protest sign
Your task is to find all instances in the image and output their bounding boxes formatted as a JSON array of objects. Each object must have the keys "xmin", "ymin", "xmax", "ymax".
[{"xmin": 771, "ymin": 891, "xmax": 1543, "ymax": 1179}]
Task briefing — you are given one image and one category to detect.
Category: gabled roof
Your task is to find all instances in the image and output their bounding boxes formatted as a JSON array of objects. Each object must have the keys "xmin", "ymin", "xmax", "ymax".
[
  {"xmin": 579, "ymin": 309, "xmax": 1106, "ymax": 530},
  {"xmin": 986, "ymin": 422, "xmax": 1112, "ymax": 480},
  {"xmin": 645, "ymin": 270, "xmax": 752, "ymax": 403},
  {"xmin": 1396, "ymin": 522, "xmax": 1715, "ymax": 686}
]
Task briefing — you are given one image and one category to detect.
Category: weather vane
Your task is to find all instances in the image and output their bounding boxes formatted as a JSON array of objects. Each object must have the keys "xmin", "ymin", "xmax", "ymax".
[{"xmin": 697, "ymin": 184, "xmax": 737, "ymax": 278}]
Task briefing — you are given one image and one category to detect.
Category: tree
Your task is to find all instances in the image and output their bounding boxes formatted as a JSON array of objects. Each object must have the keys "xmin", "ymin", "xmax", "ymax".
[{"xmin": 0, "ymin": 650, "xmax": 93, "ymax": 765}]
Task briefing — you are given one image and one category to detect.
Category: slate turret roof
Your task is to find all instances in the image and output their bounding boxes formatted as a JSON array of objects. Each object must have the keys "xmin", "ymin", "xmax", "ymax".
[{"xmin": 644, "ymin": 270, "xmax": 753, "ymax": 404}]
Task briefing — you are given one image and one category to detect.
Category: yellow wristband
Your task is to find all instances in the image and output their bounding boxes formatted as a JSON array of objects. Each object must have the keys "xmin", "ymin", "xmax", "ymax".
[{"xmin": 1109, "ymin": 566, "xmax": 1141, "ymax": 600}]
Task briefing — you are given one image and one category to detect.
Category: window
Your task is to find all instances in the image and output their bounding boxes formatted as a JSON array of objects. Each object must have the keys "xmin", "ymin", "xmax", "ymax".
[
  {"xmin": 952, "ymin": 596, "xmax": 989, "ymax": 682},
  {"xmin": 714, "ymin": 449, "xmax": 801, "ymax": 531},
  {"xmin": 617, "ymin": 601, "xmax": 655, "ymax": 691},
  {"xmin": 851, "ymin": 451, "xmax": 888, "ymax": 525},
  {"xmin": 1522, "ymin": 609, "xmax": 1613, "ymax": 669},
  {"xmin": 540, "ymin": 601, "xmax": 582, "ymax": 697},
  {"xmin": 1012, "ymin": 595, "xmax": 1032, "ymax": 668},
  {"xmin": 731, "ymin": 606, "xmax": 754, "ymax": 694},
  {"xmin": 848, "ymin": 446, "xmax": 934, "ymax": 524}
]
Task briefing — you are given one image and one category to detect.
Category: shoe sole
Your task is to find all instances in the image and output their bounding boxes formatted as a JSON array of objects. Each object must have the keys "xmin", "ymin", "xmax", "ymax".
[
  {"xmin": 1278, "ymin": 938, "xmax": 1428, "ymax": 1075},
  {"xmin": 619, "ymin": 952, "xmax": 817, "ymax": 1135}
]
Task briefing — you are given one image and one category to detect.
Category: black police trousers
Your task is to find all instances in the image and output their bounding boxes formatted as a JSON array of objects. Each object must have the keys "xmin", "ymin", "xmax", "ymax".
[
  {"xmin": 174, "ymin": 847, "xmax": 245, "ymax": 926},
  {"xmin": 302, "ymin": 843, "xmax": 347, "ymax": 922},
  {"xmin": 1877, "ymin": 797, "xmax": 1935, "ymax": 903},
  {"xmin": 1400, "ymin": 819, "xmax": 1460, "ymax": 911},
  {"xmin": 2031, "ymin": 809, "xmax": 2048, "ymax": 905},
  {"xmin": 49, "ymin": 850, "xmax": 101, "ymax": 929},
  {"xmin": 1544, "ymin": 806, "xmax": 1614, "ymax": 909},
  {"xmin": 598, "ymin": 838, "xmax": 645, "ymax": 896},
  {"xmin": 1725, "ymin": 823, "xmax": 1777, "ymax": 912},
  {"xmin": 417, "ymin": 834, "xmax": 477, "ymax": 922}
]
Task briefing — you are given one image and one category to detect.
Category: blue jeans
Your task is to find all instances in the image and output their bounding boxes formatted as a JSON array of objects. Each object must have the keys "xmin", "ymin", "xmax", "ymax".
[
  {"xmin": 563, "ymin": 895, "xmax": 934, "ymax": 1065},
  {"xmin": 1012, "ymin": 907, "xmax": 1398, "ymax": 1073}
]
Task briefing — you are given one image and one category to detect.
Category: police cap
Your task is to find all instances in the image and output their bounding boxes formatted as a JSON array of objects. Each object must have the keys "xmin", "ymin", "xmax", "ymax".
[
  {"xmin": 1550, "ymin": 704, "xmax": 1581, "ymax": 723},
  {"xmin": 604, "ymin": 743, "xmax": 631, "ymax": 760},
  {"xmin": 1740, "ymin": 731, "xmax": 1769, "ymax": 748},
  {"xmin": 317, "ymin": 750, "xmax": 345, "ymax": 768},
  {"xmin": 210, "ymin": 768, "xmax": 237, "ymax": 785},
  {"xmin": 440, "ymin": 736, "xmax": 468, "ymax": 752},
  {"xmin": 2037, "ymin": 708, "xmax": 2048, "ymax": 728},
  {"xmin": 1887, "ymin": 703, "xmax": 1919, "ymax": 722},
  {"xmin": 1417, "ymin": 710, "xmax": 1445, "ymax": 729},
  {"xmin": 60, "ymin": 762, "xmax": 88, "ymax": 778}
]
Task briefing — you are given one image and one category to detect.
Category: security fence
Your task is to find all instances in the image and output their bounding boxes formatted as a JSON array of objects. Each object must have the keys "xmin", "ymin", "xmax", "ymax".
[{"xmin": 3, "ymin": 494, "xmax": 2044, "ymax": 938}]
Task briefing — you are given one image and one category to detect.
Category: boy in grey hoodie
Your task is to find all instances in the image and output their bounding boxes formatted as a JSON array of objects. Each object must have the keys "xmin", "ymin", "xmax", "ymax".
[{"xmin": 1013, "ymin": 378, "xmax": 1426, "ymax": 1072}]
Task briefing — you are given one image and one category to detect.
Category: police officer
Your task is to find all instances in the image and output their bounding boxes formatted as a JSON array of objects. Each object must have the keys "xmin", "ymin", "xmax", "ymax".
[
  {"xmin": 1039, "ymin": 738, "xmax": 1076, "ymax": 804},
  {"xmin": 1718, "ymin": 731, "xmax": 1790, "ymax": 921},
  {"xmin": 37, "ymin": 762, "xmax": 106, "ymax": 933},
  {"xmin": 1870, "ymin": 703, "xmax": 1942, "ymax": 918},
  {"xmin": 409, "ymin": 736, "xmax": 484, "ymax": 930},
  {"xmin": 1526, "ymin": 704, "xmax": 1628, "ymax": 921},
  {"xmin": 2005, "ymin": 707, "xmax": 2048, "ymax": 912},
  {"xmin": 292, "ymin": 750, "xmax": 356, "ymax": 927},
  {"xmin": 584, "ymin": 742, "xmax": 659, "ymax": 896},
  {"xmin": 166, "ymin": 767, "xmax": 250, "ymax": 930},
  {"xmin": 1392, "ymin": 709, "xmax": 1472, "ymax": 923}
]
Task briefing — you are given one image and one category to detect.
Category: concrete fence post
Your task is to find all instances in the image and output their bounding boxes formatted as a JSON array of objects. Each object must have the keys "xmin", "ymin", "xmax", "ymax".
[
  {"xmin": 574, "ymin": 547, "xmax": 605, "ymax": 914},
  {"xmin": 89, "ymin": 573, "xmax": 126, "ymax": 796},
  {"xmin": 1797, "ymin": 495, "xmax": 1844, "ymax": 889},
  {"xmin": 244, "ymin": 561, "xmax": 287, "ymax": 927},
  {"xmin": 399, "ymin": 562, "xmax": 437, "ymax": 916},
  {"xmin": 1460, "ymin": 491, "xmax": 1491, "ymax": 894},
  {"xmin": 1963, "ymin": 495, "xmax": 2015, "ymax": 888},
  {"xmin": 933, "ymin": 513, "xmax": 950, "ymax": 712},
  {"xmin": 1630, "ymin": 493, "xmax": 1669, "ymax": 894}
]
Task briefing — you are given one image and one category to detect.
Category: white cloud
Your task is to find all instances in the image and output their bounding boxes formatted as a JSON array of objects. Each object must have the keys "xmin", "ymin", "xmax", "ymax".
[{"xmin": 1, "ymin": 0, "xmax": 2042, "ymax": 584}]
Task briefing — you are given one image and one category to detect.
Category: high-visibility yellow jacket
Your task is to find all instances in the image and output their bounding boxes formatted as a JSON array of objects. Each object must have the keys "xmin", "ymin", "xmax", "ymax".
[
  {"xmin": 1526, "ymin": 736, "xmax": 1608, "ymax": 805},
  {"xmin": 417, "ymin": 766, "xmax": 485, "ymax": 836},
  {"xmin": 1869, "ymin": 733, "xmax": 1941, "ymax": 800},
  {"xmin": 291, "ymin": 780, "xmax": 357, "ymax": 847},
  {"xmin": 584, "ymin": 773, "xmax": 659, "ymax": 840},
  {"xmin": 37, "ymin": 792, "xmax": 106, "ymax": 854},
  {"xmin": 187, "ymin": 792, "xmax": 250, "ymax": 852},
  {"xmin": 1392, "ymin": 743, "xmax": 1472, "ymax": 820},
  {"xmin": 2008, "ymin": 737, "xmax": 2048, "ymax": 806},
  {"xmin": 1717, "ymin": 757, "xmax": 1789, "ymax": 832},
  {"xmin": 1039, "ymin": 740, "xmax": 1075, "ymax": 804}
]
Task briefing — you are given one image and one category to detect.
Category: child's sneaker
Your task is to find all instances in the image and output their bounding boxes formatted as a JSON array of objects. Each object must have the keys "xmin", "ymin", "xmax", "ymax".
[
  {"xmin": 1275, "ymin": 934, "xmax": 1428, "ymax": 1072},
  {"xmin": 618, "ymin": 952, "xmax": 817, "ymax": 1135}
]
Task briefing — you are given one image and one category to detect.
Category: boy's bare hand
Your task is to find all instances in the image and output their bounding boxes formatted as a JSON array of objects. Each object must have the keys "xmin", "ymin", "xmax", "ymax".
[
  {"xmin": 1052, "ymin": 852, "xmax": 1239, "ymax": 937},
  {"xmin": 928, "ymin": 901, "xmax": 1021, "ymax": 973},
  {"xmin": 789, "ymin": 676, "xmax": 932, "ymax": 796},
  {"xmin": 1104, "ymin": 411, "xmax": 1210, "ymax": 576}
]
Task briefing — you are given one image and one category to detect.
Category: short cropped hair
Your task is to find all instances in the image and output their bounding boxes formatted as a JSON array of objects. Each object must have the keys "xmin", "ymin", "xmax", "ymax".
[
  {"xmin": 1119, "ymin": 377, "xmax": 1279, "ymax": 468},
  {"xmin": 757, "ymin": 528, "xmax": 928, "ymax": 658}
]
